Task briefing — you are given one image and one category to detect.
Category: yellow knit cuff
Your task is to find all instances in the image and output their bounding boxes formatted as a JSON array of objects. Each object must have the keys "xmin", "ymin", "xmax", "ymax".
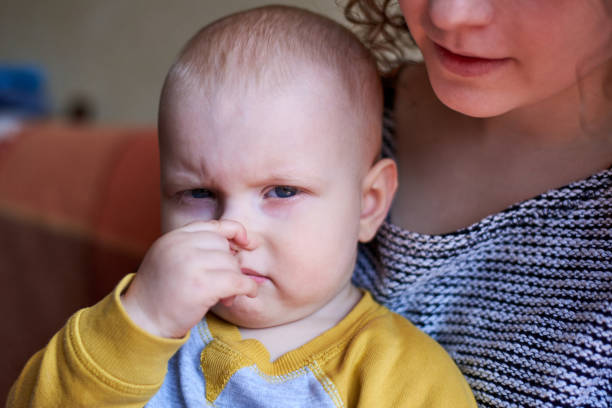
[{"xmin": 73, "ymin": 274, "xmax": 187, "ymax": 390}]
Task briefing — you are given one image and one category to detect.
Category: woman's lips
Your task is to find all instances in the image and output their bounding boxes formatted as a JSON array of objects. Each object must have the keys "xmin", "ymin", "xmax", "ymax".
[
  {"xmin": 241, "ymin": 268, "xmax": 268, "ymax": 284},
  {"xmin": 433, "ymin": 43, "xmax": 511, "ymax": 77}
]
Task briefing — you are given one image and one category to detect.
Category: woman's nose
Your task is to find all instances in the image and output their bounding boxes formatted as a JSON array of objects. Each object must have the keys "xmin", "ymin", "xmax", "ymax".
[{"xmin": 428, "ymin": 0, "xmax": 494, "ymax": 31}]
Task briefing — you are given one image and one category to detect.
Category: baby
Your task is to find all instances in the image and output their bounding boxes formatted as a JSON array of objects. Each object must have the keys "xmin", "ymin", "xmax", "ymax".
[{"xmin": 8, "ymin": 6, "xmax": 476, "ymax": 407}]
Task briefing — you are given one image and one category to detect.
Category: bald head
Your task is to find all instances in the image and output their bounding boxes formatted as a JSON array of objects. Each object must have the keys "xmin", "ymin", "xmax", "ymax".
[{"xmin": 159, "ymin": 5, "xmax": 382, "ymax": 164}]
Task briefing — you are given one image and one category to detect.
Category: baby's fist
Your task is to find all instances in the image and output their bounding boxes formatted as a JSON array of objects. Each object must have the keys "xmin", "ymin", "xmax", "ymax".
[{"xmin": 121, "ymin": 220, "xmax": 258, "ymax": 338}]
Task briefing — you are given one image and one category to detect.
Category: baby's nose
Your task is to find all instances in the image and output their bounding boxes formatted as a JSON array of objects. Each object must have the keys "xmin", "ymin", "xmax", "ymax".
[
  {"xmin": 220, "ymin": 203, "xmax": 261, "ymax": 249},
  {"xmin": 220, "ymin": 199, "xmax": 250, "ymax": 225},
  {"xmin": 229, "ymin": 233, "xmax": 260, "ymax": 255}
]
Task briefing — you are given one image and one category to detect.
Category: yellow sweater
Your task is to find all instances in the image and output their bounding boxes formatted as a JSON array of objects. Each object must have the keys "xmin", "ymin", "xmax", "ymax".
[{"xmin": 7, "ymin": 275, "xmax": 476, "ymax": 407}]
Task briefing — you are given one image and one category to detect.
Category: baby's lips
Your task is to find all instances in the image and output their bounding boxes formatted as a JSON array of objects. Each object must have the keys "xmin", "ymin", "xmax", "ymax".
[{"xmin": 241, "ymin": 268, "xmax": 268, "ymax": 285}]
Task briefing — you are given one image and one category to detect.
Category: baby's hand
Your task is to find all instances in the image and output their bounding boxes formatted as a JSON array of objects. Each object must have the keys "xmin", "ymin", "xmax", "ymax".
[{"xmin": 121, "ymin": 220, "xmax": 258, "ymax": 338}]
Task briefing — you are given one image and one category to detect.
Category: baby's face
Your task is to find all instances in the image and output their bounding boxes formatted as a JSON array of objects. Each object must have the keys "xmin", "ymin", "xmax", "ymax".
[{"xmin": 159, "ymin": 71, "xmax": 368, "ymax": 328}]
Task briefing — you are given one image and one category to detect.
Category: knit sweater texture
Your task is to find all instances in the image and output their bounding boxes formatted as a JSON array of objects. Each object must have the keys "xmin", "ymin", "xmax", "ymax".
[{"xmin": 353, "ymin": 92, "xmax": 612, "ymax": 407}]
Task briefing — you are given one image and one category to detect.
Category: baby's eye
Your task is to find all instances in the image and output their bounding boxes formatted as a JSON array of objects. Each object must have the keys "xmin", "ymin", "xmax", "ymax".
[
  {"xmin": 189, "ymin": 188, "xmax": 215, "ymax": 199},
  {"xmin": 266, "ymin": 186, "xmax": 299, "ymax": 199}
]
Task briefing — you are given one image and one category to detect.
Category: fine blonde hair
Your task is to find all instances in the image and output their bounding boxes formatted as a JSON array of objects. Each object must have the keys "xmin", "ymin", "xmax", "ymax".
[{"xmin": 158, "ymin": 5, "xmax": 383, "ymax": 161}]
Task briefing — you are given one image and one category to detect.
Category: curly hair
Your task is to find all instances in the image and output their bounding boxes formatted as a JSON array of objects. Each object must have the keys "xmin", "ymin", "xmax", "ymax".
[{"xmin": 340, "ymin": 0, "xmax": 419, "ymax": 73}]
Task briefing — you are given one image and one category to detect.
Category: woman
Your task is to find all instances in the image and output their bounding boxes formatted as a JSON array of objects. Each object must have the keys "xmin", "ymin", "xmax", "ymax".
[{"xmin": 344, "ymin": 1, "xmax": 612, "ymax": 407}]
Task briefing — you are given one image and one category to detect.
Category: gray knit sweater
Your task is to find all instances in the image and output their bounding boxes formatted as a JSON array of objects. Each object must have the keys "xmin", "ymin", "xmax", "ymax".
[{"xmin": 354, "ymin": 103, "xmax": 612, "ymax": 407}]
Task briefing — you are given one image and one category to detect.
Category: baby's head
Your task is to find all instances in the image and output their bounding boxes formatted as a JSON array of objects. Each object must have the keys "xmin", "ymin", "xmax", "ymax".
[
  {"xmin": 157, "ymin": 5, "xmax": 397, "ymax": 328},
  {"xmin": 159, "ymin": 5, "xmax": 383, "ymax": 178}
]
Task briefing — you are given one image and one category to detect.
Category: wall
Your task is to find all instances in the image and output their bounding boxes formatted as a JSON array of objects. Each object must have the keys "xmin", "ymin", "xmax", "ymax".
[{"xmin": 0, "ymin": 0, "xmax": 346, "ymax": 124}]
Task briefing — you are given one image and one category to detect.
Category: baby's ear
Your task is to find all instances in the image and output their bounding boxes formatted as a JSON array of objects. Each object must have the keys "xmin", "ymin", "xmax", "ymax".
[{"xmin": 358, "ymin": 158, "xmax": 398, "ymax": 242}]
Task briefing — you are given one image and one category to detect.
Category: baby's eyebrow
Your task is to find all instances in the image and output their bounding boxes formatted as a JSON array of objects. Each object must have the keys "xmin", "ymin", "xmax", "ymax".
[
  {"xmin": 254, "ymin": 169, "xmax": 325, "ymax": 187},
  {"xmin": 161, "ymin": 167, "xmax": 210, "ymax": 192}
]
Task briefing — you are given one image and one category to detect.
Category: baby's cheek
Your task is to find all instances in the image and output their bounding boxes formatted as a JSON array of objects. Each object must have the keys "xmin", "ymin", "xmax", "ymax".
[
  {"xmin": 162, "ymin": 205, "xmax": 217, "ymax": 231},
  {"xmin": 185, "ymin": 204, "xmax": 217, "ymax": 221},
  {"xmin": 161, "ymin": 211, "xmax": 186, "ymax": 232},
  {"xmin": 261, "ymin": 201, "xmax": 295, "ymax": 220}
]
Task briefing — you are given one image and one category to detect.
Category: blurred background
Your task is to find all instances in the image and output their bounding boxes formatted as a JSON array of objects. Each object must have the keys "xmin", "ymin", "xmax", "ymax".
[
  {"xmin": 0, "ymin": 0, "xmax": 346, "ymax": 402},
  {"xmin": 0, "ymin": 0, "xmax": 345, "ymax": 124}
]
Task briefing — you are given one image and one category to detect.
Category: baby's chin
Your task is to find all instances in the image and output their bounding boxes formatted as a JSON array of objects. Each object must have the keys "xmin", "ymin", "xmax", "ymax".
[{"xmin": 211, "ymin": 296, "xmax": 282, "ymax": 329}]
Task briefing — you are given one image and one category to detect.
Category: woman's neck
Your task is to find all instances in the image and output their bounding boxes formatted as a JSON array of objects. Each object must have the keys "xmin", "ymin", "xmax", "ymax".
[
  {"xmin": 391, "ymin": 61, "xmax": 612, "ymax": 235},
  {"xmin": 486, "ymin": 59, "xmax": 612, "ymax": 149}
]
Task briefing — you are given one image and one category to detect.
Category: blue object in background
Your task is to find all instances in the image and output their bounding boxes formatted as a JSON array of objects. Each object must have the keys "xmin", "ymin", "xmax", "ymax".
[{"xmin": 0, "ymin": 65, "xmax": 49, "ymax": 117}]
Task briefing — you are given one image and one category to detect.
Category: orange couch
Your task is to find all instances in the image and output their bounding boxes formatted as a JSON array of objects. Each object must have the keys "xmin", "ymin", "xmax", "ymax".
[{"xmin": 0, "ymin": 122, "xmax": 161, "ymax": 402}]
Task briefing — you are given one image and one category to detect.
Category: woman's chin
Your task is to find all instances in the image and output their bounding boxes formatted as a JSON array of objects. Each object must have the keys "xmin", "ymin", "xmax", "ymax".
[{"xmin": 428, "ymin": 74, "xmax": 517, "ymax": 118}]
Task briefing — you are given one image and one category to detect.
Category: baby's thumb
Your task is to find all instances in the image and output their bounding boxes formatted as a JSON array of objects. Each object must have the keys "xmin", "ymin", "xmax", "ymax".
[
  {"xmin": 220, "ymin": 273, "xmax": 259, "ymax": 304},
  {"xmin": 240, "ymin": 274, "xmax": 259, "ymax": 298}
]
